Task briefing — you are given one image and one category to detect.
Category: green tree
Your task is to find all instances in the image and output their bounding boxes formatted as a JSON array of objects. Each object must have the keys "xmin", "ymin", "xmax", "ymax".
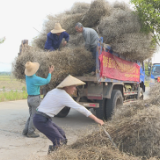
[
  {"xmin": 130, "ymin": 0, "xmax": 160, "ymax": 46},
  {"xmin": 0, "ymin": 37, "xmax": 5, "ymax": 44}
]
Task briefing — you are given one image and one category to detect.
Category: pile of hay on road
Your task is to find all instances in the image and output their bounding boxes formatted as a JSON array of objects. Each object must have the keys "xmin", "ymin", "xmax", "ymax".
[
  {"xmin": 12, "ymin": 46, "xmax": 94, "ymax": 91},
  {"xmin": 108, "ymin": 106, "xmax": 160, "ymax": 159},
  {"xmin": 47, "ymin": 145, "xmax": 140, "ymax": 160}
]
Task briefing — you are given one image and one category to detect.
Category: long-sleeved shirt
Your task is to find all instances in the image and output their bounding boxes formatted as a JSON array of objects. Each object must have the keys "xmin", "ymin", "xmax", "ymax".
[
  {"xmin": 37, "ymin": 88, "xmax": 92, "ymax": 117},
  {"xmin": 44, "ymin": 32, "xmax": 69, "ymax": 51},
  {"xmin": 83, "ymin": 27, "xmax": 99, "ymax": 50},
  {"xmin": 25, "ymin": 73, "xmax": 51, "ymax": 95}
]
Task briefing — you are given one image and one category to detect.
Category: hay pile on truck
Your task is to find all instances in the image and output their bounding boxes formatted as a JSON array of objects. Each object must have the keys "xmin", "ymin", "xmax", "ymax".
[{"xmin": 12, "ymin": 0, "xmax": 156, "ymax": 118}]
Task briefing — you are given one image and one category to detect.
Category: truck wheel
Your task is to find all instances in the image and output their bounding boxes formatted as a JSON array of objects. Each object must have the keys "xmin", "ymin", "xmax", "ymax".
[
  {"xmin": 106, "ymin": 90, "xmax": 123, "ymax": 120},
  {"xmin": 95, "ymin": 99, "xmax": 106, "ymax": 120},
  {"xmin": 55, "ymin": 107, "xmax": 70, "ymax": 118}
]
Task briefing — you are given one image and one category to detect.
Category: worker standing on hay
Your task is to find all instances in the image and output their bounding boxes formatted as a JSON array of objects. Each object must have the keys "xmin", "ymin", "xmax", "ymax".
[
  {"xmin": 75, "ymin": 22, "xmax": 99, "ymax": 75},
  {"xmin": 44, "ymin": 23, "xmax": 69, "ymax": 51},
  {"xmin": 23, "ymin": 61, "xmax": 54, "ymax": 138},
  {"xmin": 33, "ymin": 75, "xmax": 104, "ymax": 154}
]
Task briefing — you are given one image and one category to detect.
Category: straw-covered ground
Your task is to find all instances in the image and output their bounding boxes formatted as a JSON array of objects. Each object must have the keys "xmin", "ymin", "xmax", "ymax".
[
  {"xmin": 13, "ymin": 0, "xmax": 156, "ymax": 88},
  {"xmin": 28, "ymin": 83, "xmax": 160, "ymax": 160}
]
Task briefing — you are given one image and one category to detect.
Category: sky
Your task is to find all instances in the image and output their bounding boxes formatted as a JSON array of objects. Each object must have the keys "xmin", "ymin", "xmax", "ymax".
[{"xmin": 0, "ymin": 0, "xmax": 159, "ymax": 72}]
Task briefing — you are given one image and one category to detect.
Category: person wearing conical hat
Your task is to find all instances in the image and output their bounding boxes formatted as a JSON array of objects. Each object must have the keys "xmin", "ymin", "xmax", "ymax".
[
  {"xmin": 22, "ymin": 61, "xmax": 54, "ymax": 138},
  {"xmin": 44, "ymin": 23, "xmax": 69, "ymax": 51},
  {"xmin": 33, "ymin": 75, "xmax": 104, "ymax": 154}
]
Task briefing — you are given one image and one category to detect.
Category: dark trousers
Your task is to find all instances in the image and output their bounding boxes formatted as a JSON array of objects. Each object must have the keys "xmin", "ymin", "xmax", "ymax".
[
  {"xmin": 33, "ymin": 114, "xmax": 66, "ymax": 146},
  {"xmin": 89, "ymin": 46, "xmax": 97, "ymax": 72}
]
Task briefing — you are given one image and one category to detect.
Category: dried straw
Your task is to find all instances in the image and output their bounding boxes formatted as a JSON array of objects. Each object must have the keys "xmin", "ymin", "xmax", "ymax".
[
  {"xmin": 82, "ymin": 0, "xmax": 111, "ymax": 27},
  {"xmin": 65, "ymin": 2, "xmax": 90, "ymax": 14},
  {"xmin": 12, "ymin": 46, "xmax": 94, "ymax": 91}
]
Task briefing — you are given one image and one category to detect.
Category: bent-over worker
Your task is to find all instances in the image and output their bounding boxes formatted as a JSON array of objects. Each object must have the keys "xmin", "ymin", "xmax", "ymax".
[
  {"xmin": 23, "ymin": 61, "xmax": 54, "ymax": 138},
  {"xmin": 75, "ymin": 22, "xmax": 99, "ymax": 75},
  {"xmin": 33, "ymin": 75, "xmax": 104, "ymax": 154},
  {"xmin": 44, "ymin": 23, "xmax": 69, "ymax": 51}
]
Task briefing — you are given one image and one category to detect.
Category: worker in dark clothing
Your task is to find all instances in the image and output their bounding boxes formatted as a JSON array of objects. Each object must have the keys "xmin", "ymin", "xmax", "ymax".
[{"xmin": 44, "ymin": 23, "xmax": 69, "ymax": 51}]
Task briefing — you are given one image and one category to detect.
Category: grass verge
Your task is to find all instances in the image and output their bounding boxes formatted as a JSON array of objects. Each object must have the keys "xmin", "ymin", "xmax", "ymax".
[{"xmin": 0, "ymin": 90, "xmax": 28, "ymax": 102}]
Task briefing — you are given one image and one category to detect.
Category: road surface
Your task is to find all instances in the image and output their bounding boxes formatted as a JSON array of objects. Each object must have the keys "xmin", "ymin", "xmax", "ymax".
[{"xmin": 0, "ymin": 87, "xmax": 150, "ymax": 160}]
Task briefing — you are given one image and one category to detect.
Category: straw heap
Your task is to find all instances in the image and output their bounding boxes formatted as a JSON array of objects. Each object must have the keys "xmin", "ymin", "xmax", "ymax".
[
  {"xmin": 13, "ymin": 0, "xmax": 156, "ymax": 88},
  {"xmin": 12, "ymin": 46, "xmax": 94, "ymax": 90}
]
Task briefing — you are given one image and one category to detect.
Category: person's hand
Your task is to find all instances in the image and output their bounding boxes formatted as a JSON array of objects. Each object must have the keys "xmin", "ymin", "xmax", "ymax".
[
  {"xmin": 63, "ymin": 41, "xmax": 67, "ymax": 46},
  {"xmin": 49, "ymin": 65, "xmax": 54, "ymax": 73},
  {"xmin": 95, "ymin": 118, "xmax": 104, "ymax": 126},
  {"xmin": 89, "ymin": 114, "xmax": 104, "ymax": 126}
]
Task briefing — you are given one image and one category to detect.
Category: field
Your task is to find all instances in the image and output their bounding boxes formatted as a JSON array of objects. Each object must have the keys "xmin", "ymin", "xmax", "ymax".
[{"xmin": 0, "ymin": 75, "xmax": 27, "ymax": 102}]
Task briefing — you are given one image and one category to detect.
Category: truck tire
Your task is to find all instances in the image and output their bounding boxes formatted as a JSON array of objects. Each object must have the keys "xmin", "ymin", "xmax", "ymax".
[
  {"xmin": 106, "ymin": 90, "xmax": 123, "ymax": 120},
  {"xmin": 95, "ymin": 99, "xmax": 106, "ymax": 120},
  {"xmin": 55, "ymin": 107, "xmax": 70, "ymax": 118}
]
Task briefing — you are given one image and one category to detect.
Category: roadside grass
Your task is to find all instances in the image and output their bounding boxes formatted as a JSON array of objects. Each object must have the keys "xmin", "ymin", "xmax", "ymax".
[
  {"xmin": 0, "ymin": 90, "xmax": 28, "ymax": 102},
  {"xmin": 0, "ymin": 75, "xmax": 27, "ymax": 102}
]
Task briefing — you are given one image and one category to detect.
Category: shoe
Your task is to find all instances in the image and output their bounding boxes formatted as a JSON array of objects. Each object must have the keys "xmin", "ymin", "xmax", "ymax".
[
  {"xmin": 48, "ymin": 145, "xmax": 58, "ymax": 154},
  {"xmin": 63, "ymin": 139, "xmax": 67, "ymax": 145},
  {"xmin": 22, "ymin": 129, "xmax": 28, "ymax": 136},
  {"xmin": 26, "ymin": 132, "xmax": 39, "ymax": 138}
]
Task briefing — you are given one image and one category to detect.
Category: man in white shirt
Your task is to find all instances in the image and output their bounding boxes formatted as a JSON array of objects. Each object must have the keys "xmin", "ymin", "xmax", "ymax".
[{"xmin": 33, "ymin": 75, "xmax": 104, "ymax": 154}]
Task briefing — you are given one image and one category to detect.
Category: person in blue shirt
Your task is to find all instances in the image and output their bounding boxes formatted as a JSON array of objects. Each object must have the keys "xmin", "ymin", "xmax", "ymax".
[
  {"xmin": 22, "ymin": 61, "xmax": 54, "ymax": 138},
  {"xmin": 44, "ymin": 23, "xmax": 69, "ymax": 51}
]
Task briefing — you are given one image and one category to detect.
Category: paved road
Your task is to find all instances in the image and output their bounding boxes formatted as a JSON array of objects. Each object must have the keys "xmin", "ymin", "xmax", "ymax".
[
  {"xmin": 0, "ymin": 87, "xmax": 150, "ymax": 160},
  {"xmin": 0, "ymin": 100, "xmax": 97, "ymax": 160}
]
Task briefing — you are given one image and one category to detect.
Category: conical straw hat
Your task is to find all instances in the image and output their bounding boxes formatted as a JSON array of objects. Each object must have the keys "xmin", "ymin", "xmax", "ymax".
[
  {"xmin": 51, "ymin": 23, "xmax": 66, "ymax": 34},
  {"xmin": 56, "ymin": 75, "xmax": 85, "ymax": 89},
  {"xmin": 25, "ymin": 61, "xmax": 40, "ymax": 76}
]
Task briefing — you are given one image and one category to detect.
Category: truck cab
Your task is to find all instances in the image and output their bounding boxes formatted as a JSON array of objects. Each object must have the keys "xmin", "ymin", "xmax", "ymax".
[{"xmin": 150, "ymin": 63, "xmax": 160, "ymax": 85}]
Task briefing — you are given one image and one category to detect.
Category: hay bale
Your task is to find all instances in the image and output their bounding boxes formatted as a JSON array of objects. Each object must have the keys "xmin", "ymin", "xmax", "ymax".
[
  {"xmin": 113, "ymin": 1, "xmax": 130, "ymax": 10},
  {"xmin": 65, "ymin": 2, "xmax": 90, "ymax": 14},
  {"xmin": 61, "ymin": 13, "xmax": 84, "ymax": 35},
  {"xmin": 32, "ymin": 0, "xmax": 155, "ymax": 62},
  {"xmin": 111, "ymin": 33, "xmax": 155, "ymax": 61},
  {"xmin": 98, "ymin": 9, "xmax": 141, "ymax": 44},
  {"xmin": 12, "ymin": 46, "xmax": 94, "ymax": 91},
  {"xmin": 98, "ymin": 8, "xmax": 155, "ymax": 61},
  {"xmin": 82, "ymin": 0, "xmax": 111, "ymax": 27},
  {"xmin": 68, "ymin": 34, "xmax": 84, "ymax": 47}
]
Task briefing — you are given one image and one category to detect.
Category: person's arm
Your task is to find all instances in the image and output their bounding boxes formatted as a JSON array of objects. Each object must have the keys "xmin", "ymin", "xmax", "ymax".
[
  {"xmin": 84, "ymin": 29, "xmax": 91, "ymax": 50},
  {"xmin": 60, "ymin": 92, "xmax": 104, "ymax": 125},
  {"xmin": 63, "ymin": 32, "xmax": 69, "ymax": 43},
  {"xmin": 45, "ymin": 34, "xmax": 55, "ymax": 51},
  {"xmin": 88, "ymin": 114, "xmax": 104, "ymax": 125},
  {"xmin": 62, "ymin": 32, "xmax": 69, "ymax": 46},
  {"xmin": 34, "ymin": 65, "xmax": 54, "ymax": 86}
]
